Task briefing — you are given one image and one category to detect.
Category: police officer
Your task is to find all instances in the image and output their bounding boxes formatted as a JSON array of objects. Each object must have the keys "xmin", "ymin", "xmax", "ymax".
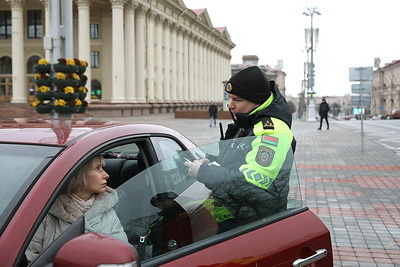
[{"xmin": 185, "ymin": 66, "xmax": 296, "ymax": 228}]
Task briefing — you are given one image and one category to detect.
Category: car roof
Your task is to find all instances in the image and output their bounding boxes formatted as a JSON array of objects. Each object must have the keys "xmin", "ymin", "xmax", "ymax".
[{"xmin": 0, "ymin": 118, "xmax": 190, "ymax": 146}]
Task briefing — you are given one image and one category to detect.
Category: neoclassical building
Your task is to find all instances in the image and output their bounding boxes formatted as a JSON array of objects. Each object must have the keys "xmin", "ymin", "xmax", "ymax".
[{"xmin": 0, "ymin": 0, "xmax": 235, "ymax": 115}]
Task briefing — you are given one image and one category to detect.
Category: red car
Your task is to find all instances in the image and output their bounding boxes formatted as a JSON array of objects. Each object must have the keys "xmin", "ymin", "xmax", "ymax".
[
  {"xmin": 0, "ymin": 118, "xmax": 332, "ymax": 267},
  {"xmin": 392, "ymin": 110, "xmax": 400, "ymax": 119}
]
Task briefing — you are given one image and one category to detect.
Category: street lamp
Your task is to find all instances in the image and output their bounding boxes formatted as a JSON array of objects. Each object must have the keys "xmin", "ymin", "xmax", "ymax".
[
  {"xmin": 303, "ymin": 7, "xmax": 321, "ymax": 121},
  {"xmin": 303, "ymin": 7, "xmax": 320, "ymax": 94}
]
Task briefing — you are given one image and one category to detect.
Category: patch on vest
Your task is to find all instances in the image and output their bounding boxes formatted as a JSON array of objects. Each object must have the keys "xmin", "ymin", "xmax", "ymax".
[
  {"xmin": 255, "ymin": 146, "xmax": 275, "ymax": 167},
  {"xmin": 261, "ymin": 135, "xmax": 278, "ymax": 146},
  {"xmin": 262, "ymin": 117, "xmax": 274, "ymax": 130}
]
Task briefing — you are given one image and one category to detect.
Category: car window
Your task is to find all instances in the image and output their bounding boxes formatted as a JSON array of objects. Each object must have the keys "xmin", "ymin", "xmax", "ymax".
[
  {"xmin": 0, "ymin": 144, "xmax": 59, "ymax": 231},
  {"xmin": 151, "ymin": 137, "xmax": 185, "ymax": 161},
  {"xmin": 99, "ymin": 135, "xmax": 301, "ymax": 262},
  {"xmin": 101, "ymin": 143, "xmax": 144, "ymax": 189},
  {"xmin": 151, "ymin": 136, "xmax": 206, "ymax": 162}
]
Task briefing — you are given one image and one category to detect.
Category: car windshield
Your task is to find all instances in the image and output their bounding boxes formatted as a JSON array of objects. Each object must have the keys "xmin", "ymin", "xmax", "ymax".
[
  {"xmin": 86, "ymin": 135, "xmax": 302, "ymax": 260},
  {"xmin": 0, "ymin": 144, "xmax": 60, "ymax": 227}
]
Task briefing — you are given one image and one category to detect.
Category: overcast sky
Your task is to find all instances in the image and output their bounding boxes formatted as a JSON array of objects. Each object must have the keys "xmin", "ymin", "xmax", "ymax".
[{"xmin": 183, "ymin": 0, "xmax": 400, "ymax": 97}]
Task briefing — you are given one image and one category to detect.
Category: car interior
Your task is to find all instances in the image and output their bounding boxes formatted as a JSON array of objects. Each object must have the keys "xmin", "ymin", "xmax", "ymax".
[{"xmin": 102, "ymin": 150, "xmax": 146, "ymax": 189}]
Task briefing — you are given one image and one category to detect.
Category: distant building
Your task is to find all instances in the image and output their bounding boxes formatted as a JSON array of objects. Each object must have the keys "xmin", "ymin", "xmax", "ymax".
[
  {"xmin": 231, "ymin": 55, "xmax": 287, "ymax": 97},
  {"xmin": 372, "ymin": 60, "xmax": 400, "ymax": 116}
]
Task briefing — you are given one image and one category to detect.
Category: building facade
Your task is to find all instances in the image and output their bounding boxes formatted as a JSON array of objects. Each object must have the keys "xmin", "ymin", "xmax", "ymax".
[
  {"xmin": 372, "ymin": 60, "xmax": 400, "ymax": 116},
  {"xmin": 231, "ymin": 55, "xmax": 287, "ymax": 97},
  {"xmin": 0, "ymin": 0, "xmax": 235, "ymax": 115}
]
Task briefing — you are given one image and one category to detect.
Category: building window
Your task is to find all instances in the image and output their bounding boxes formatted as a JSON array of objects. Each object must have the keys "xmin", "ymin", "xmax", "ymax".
[
  {"xmin": 90, "ymin": 24, "xmax": 99, "ymax": 39},
  {"xmin": 91, "ymin": 51, "xmax": 99, "ymax": 68},
  {"xmin": 27, "ymin": 56, "xmax": 41, "ymax": 74},
  {"xmin": 0, "ymin": 11, "xmax": 11, "ymax": 39},
  {"xmin": 0, "ymin": 56, "xmax": 12, "ymax": 74},
  {"xmin": 27, "ymin": 10, "xmax": 42, "ymax": 39}
]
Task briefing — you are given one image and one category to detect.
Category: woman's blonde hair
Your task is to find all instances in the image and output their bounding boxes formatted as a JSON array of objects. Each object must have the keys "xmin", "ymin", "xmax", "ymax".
[{"xmin": 64, "ymin": 155, "xmax": 105, "ymax": 195}]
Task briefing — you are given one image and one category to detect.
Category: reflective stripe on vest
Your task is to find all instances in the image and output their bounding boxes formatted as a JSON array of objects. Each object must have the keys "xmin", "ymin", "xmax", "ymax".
[{"xmin": 184, "ymin": 198, "xmax": 235, "ymax": 223}]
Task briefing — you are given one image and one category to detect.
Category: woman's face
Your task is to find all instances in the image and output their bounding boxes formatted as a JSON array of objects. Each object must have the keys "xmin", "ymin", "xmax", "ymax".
[
  {"xmin": 81, "ymin": 157, "xmax": 109, "ymax": 199},
  {"xmin": 227, "ymin": 93, "xmax": 259, "ymax": 119}
]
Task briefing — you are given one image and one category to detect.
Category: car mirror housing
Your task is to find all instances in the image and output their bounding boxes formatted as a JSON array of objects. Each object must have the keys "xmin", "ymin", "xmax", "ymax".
[{"xmin": 53, "ymin": 232, "xmax": 139, "ymax": 267}]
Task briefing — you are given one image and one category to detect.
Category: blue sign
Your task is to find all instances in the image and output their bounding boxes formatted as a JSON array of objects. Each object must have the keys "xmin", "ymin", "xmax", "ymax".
[{"xmin": 353, "ymin": 108, "xmax": 362, "ymax": 115}]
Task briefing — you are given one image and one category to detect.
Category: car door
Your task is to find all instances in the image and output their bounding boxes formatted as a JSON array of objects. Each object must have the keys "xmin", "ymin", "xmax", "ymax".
[
  {"xmin": 112, "ymin": 136, "xmax": 333, "ymax": 266},
  {"xmin": 27, "ymin": 135, "xmax": 332, "ymax": 266}
]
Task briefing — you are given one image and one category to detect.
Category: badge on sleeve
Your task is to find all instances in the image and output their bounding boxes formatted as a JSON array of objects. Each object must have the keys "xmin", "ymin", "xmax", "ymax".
[
  {"xmin": 255, "ymin": 146, "xmax": 275, "ymax": 167},
  {"xmin": 262, "ymin": 117, "xmax": 274, "ymax": 130}
]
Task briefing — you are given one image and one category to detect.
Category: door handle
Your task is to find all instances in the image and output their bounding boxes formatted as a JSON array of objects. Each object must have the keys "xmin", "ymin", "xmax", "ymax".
[{"xmin": 293, "ymin": 248, "xmax": 327, "ymax": 267}]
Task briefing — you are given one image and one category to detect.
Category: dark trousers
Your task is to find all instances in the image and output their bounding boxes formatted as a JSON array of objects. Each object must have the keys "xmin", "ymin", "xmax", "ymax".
[
  {"xmin": 209, "ymin": 115, "xmax": 216, "ymax": 126},
  {"xmin": 319, "ymin": 116, "xmax": 329, "ymax": 129}
]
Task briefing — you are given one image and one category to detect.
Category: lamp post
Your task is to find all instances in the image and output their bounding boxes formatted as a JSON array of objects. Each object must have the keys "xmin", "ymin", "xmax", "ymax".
[{"xmin": 303, "ymin": 7, "xmax": 320, "ymax": 121}]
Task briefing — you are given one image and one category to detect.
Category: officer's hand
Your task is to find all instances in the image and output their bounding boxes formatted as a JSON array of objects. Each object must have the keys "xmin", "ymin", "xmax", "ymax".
[
  {"xmin": 184, "ymin": 160, "xmax": 203, "ymax": 178},
  {"xmin": 197, "ymin": 158, "xmax": 210, "ymax": 164}
]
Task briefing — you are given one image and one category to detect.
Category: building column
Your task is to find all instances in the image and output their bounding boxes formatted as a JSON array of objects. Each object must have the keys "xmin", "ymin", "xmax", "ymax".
[
  {"xmin": 205, "ymin": 44, "xmax": 210, "ymax": 100},
  {"xmin": 100, "ymin": 16, "xmax": 112, "ymax": 101},
  {"xmin": 198, "ymin": 40, "xmax": 204, "ymax": 101},
  {"xmin": 182, "ymin": 30, "xmax": 189, "ymax": 101},
  {"xmin": 6, "ymin": 0, "xmax": 26, "ymax": 103},
  {"xmin": 110, "ymin": 0, "xmax": 126, "ymax": 103},
  {"xmin": 124, "ymin": 2, "xmax": 136, "ymax": 102},
  {"xmin": 170, "ymin": 24, "xmax": 177, "ymax": 102},
  {"xmin": 188, "ymin": 32, "xmax": 194, "ymax": 101},
  {"xmin": 39, "ymin": 0, "xmax": 51, "ymax": 60},
  {"xmin": 176, "ymin": 27, "xmax": 183, "ymax": 101},
  {"xmin": 155, "ymin": 15, "xmax": 163, "ymax": 102},
  {"xmin": 193, "ymin": 36, "xmax": 199, "ymax": 101},
  {"xmin": 76, "ymin": 0, "xmax": 91, "ymax": 100},
  {"xmin": 210, "ymin": 46, "xmax": 215, "ymax": 100},
  {"xmin": 211, "ymin": 48, "xmax": 218, "ymax": 100},
  {"xmin": 162, "ymin": 20, "xmax": 171, "ymax": 102},
  {"xmin": 146, "ymin": 11, "xmax": 155, "ymax": 102},
  {"xmin": 217, "ymin": 50, "xmax": 222, "ymax": 100},
  {"xmin": 209, "ymin": 46, "xmax": 214, "ymax": 99},
  {"xmin": 134, "ymin": 4, "xmax": 146, "ymax": 102}
]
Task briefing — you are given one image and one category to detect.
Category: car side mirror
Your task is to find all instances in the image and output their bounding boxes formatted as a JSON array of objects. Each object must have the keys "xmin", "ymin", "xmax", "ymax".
[{"xmin": 53, "ymin": 232, "xmax": 139, "ymax": 267}]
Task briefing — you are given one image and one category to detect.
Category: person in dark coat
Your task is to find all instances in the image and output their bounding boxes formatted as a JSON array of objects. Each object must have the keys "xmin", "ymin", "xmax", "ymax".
[
  {"xmin": 318, "ymin": 97, "xmax": 330, "ymax": 130},
  {"xmin": 208, "ymin": 104, "xmax": 218, "ymax": 127}
]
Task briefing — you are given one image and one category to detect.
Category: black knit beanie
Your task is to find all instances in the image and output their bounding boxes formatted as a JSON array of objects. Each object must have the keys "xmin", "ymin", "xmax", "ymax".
[{"xmin": 225, "ymin": 66, "xmax": 271, "ymax": 104}]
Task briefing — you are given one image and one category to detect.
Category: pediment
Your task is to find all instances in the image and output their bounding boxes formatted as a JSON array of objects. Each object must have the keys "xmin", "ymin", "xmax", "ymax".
[
  {"xmin": 216, "ymin": 26, "xmax": 232, "ymax": 42},
  {"xmin": 191, "ymin": 8, "xmax": 213, "ymax": 28}
]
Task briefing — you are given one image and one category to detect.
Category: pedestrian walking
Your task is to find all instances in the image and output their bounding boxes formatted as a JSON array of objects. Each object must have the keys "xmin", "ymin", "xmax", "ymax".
[
  {"xmin": 318, "ymin": 97, "xmax": 330, "ymax": 130},
  {"xmin": 209, "ymin": 104, "xmax": 218, "ymax": 127}
]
